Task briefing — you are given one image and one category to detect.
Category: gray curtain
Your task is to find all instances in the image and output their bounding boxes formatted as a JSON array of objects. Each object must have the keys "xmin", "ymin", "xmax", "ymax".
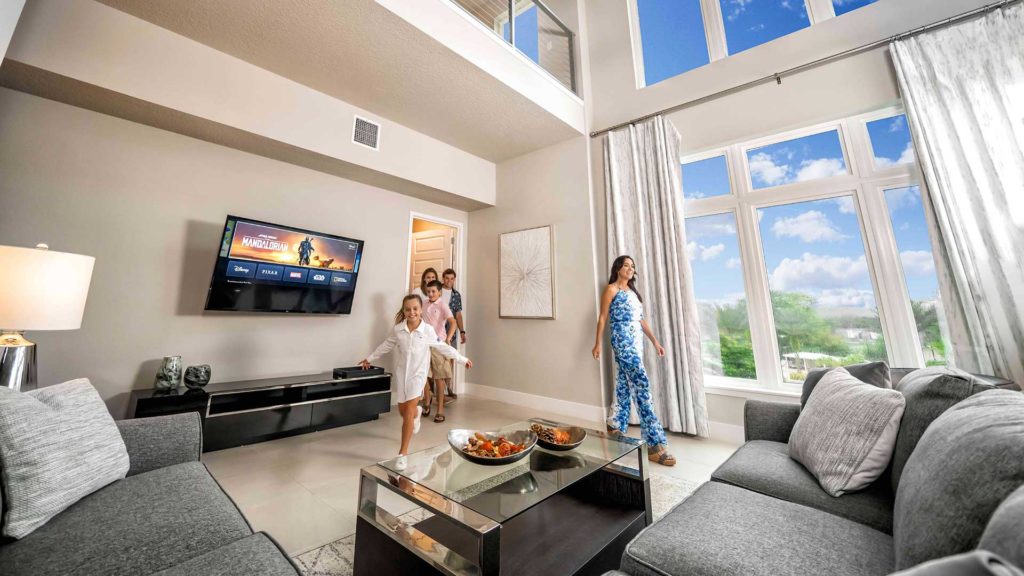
[
  {"xmin": 891, "ymin": 2, "xmax": 1024, "ymax": 384},
  {"xmin": 604, "ymin": 116, "xmax": 709, "ymax": 438}
]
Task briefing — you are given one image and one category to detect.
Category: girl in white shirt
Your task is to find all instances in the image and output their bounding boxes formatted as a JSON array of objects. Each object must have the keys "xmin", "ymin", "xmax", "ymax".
[{"xmin": 360, "ymin": 294, "xmax": 471, "ymax": 470}]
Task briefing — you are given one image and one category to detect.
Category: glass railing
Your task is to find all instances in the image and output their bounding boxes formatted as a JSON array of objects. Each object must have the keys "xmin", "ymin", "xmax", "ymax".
[{"xmin": 450, "ymin": 0, "xmax": 577, "ymax": 94}]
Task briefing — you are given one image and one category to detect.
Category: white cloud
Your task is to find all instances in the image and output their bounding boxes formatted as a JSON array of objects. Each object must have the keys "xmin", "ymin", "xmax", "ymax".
[
  {"xmin": 770, "ymin": 253, "xmax": 870, "ymax": 292},
  {"xmin": 771, "ymin": 210, "xmax": 848, "ymax": 242},
  {"xmin": 835, "ymin": 197, "xmax": 856, "ymax": 214},
  {"xmin": 900, "ymin": 250, "xmax": 935, "ymax": 276},
  {"xmin": 726, "ymin": 257, "xmax": 741, "ymax": 269},
  {"xmin": 816, "ymin": 288, "xmax": 876, "ymax": 308},
  {"xmin": 725, "ymin": 0, "xmax": 754, "ymax": 21},
  {"xmin": 888, "ymin": 116, "xmax": 907, "ymax": 132},
  {"xmin": 796, "ymin": 158, "xmax": 846, "ymax": 182},
  {"xmin": 875, "ymin": 142, "xmax": 916, "ymax": 168},
  {"xmin": 687, "ymin": 216, "xmax": 736, "ymax": 240},
  {"xmin": 688, "ymin": 241, "xmax": 726, "ymax": 261},
  {"xmin": 749, "ymin": 152, "xmax": 791, "ymax": 186}
]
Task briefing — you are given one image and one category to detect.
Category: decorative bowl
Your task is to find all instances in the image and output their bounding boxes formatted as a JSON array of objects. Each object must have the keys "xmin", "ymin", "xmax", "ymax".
[
  {"xmin": 530, "ymin": 422, "xmax": 588, "ymax": 451},
  {"xmin": 448, "ymin": 428, "xmax": 537, "ymax": 466}
]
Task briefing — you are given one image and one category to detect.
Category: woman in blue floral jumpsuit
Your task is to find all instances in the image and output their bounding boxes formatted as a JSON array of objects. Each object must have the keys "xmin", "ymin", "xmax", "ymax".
[{"xmin": 592, "ymin": 255, "xmax": 676, "ymax": 466}]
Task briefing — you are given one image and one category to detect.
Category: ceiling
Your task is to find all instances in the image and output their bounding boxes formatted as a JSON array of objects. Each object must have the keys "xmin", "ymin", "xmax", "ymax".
[{"xmin": 94, "ymin": 0, "xmax": 581, "ymax": 162}]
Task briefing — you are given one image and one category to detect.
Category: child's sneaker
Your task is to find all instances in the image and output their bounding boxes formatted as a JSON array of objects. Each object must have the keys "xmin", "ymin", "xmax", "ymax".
[
  {"xmin": 395, "ymin": 454, "xmax": 408, "ymax": 471},
  {"xmin": 413, "ymin": 413, "xmax": 421, "ymax": 435}
]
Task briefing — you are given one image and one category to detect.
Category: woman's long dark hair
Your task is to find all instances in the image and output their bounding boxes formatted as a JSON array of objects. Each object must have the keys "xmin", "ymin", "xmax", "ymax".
[
  {"xmin": 608, "ymin": 255, "xmax": 642, "ymax": 303},
  {"xmin": 419, "ymin": 268, "xmax": 439, "ymax": 293}
]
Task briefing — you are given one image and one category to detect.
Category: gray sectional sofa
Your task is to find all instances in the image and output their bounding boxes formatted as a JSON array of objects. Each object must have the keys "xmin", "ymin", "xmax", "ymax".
[
  {"xmin": 0, "ymin": 412, "xmax": 300, "ymax": 576},
  {"xmin": 606, "ymin": 368, "xmax": 1024, "ymax": 576}
]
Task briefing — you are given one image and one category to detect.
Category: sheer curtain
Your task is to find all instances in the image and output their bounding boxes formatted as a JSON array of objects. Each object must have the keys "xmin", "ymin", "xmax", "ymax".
[
  {"xmin": 891, "ymin": 2, "xmax": 1024, "ymax": 384},
  {"xmin": 604, "ymin": 116, "xmax": 709, "ymax": 438}
]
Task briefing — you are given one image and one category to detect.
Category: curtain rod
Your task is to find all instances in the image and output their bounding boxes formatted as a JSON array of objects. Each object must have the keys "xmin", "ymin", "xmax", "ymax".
[{"xmin": 589, "ymin": 0, "xmax": 1020, "ymax": 138}]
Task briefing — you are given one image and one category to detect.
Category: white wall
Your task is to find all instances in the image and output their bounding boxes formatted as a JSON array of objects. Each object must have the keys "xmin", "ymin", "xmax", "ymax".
[
  {"xmin": 0, "ymin": 0, "xmax": 24, "ymax": 62},
  {"xmin": 0, "ymin": 88, "xmax": 468, "ymax": 418}
]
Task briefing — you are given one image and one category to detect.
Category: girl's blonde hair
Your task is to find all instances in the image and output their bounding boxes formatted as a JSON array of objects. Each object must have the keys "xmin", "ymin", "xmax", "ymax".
[{"xmin": 395, "ymin": 294, "xmax": 423, "ymax": 324}]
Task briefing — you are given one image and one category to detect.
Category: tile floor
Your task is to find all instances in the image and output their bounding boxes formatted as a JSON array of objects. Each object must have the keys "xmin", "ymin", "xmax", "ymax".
[{"xmin": 203, "ymin": 395, "xmax": 740, "ymax": 557}]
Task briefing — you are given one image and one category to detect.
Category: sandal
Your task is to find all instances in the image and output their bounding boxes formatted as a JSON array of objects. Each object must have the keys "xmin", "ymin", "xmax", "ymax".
[
  {"xmin": 648, "ymin": 448, "xmax": 677, "ymax": 467},
  {"xmin": 434, "ymin": 414, "xmax": 446, "ymax": 423},
  {"xmin": 421, "ymin": 402, "xmax": 431, "ymax": 417},
  {"xmin": 606, "ymin": 425, "xmax": 624, "ymax": 438}
]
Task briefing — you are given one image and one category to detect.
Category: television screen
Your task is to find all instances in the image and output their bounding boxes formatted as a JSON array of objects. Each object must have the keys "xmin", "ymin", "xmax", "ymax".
[{"xmin": 204, "ymin": 216, "xmax": 364, "ymax": 314}]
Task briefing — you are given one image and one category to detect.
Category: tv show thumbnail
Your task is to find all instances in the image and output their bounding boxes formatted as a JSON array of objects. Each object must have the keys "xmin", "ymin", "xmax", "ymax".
[{"xmin": 228, "ymin": 221, "xmax": 359, "ymax": 272}]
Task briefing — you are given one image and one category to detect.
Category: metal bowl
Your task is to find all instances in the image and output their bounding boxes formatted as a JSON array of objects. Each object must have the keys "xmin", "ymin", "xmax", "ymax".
[
  {"xmin": 448, "ymin": 429, "xmax": 537, "ymax": 466},
  {"xmin": 531, "ymin": 423, "xmax": 588, "ymax": 451}
]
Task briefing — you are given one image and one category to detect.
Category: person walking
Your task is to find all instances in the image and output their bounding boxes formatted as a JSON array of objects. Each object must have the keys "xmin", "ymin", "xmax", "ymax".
[
  {"xmin": 420, "ymin": 280, "xmax": 457, "ymax": 422},
  {"xmin": 442, "ymin": 268, "xmax": 465, "ymax": 401},
  {"xmin": 592, "ymin": 255, "xmax": 676, "ymax": 466}
]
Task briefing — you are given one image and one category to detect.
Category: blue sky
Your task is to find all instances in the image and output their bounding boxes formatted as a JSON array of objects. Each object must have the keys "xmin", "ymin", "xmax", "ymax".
[
  {"xmin": 867, "ymin": 114, "xmax": 916, "ymax": 167},
  {"xmin": 686, "ymin": 213, "xmax": 746, "ymax": 305},
  {"xmin": 503, "ymin": 6, "xmax": 539, "ymax": 63},
  {"xmin": 833, "ymin": 0, "xmax": 878, "ymax": 17},
  {"xmin": 747, "ymin": 130, "xmax": 848, "ymax": 189},
  {"xmin": 638, "ymin": 0, "xmax": 710, "ymax": 85},
  {"xmin": 682, "ymin": 155, "xmax": 731, "ymax": 200},
  {"xmin": 720, "ymin": 0, "xmax": 809, "ymax": 54},
  {"xmin": 885, "ymin": 186, "xmax": 939, "ymax": 302}
]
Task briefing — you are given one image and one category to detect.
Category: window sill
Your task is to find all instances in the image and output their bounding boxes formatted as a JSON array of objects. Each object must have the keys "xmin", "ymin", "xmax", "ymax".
[{"xmin": 704, "ymin": 378, "xmax": 801, "ymax": 403}]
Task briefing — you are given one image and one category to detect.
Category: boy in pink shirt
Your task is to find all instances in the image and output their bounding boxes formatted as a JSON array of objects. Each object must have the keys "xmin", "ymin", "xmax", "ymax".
[{"xmin": 421, "ymin": 280, "xmax": 455, "ymax": 422}]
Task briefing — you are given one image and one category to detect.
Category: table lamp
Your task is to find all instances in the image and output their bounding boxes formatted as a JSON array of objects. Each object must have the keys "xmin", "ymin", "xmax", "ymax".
[{"xmin": 0, "ymin": 244, "xmax": 95, "ymax": 391}]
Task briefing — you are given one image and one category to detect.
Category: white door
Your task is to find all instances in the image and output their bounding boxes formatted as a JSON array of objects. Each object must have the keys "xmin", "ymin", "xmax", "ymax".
[{"xmin": 409, "ymin": 227, "xmax": 454, "ymax": 293}]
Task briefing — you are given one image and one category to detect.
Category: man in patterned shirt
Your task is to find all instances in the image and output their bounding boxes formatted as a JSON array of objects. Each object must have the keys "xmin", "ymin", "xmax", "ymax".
[{"xmin": 442, "ymin": 269, "xmax": 465, "ymax": 402}]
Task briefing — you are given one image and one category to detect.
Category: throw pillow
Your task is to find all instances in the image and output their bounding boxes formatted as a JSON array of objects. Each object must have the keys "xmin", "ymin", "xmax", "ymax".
[
  {"xmin": 800, "ymin": 361, "xmax": 891, "ymax": 406},
  {"xmin": 0, "ymin": 379, "xmax": 129, "ymax": 539},
  {"xmin": 889, "ymin": 367, "xmax": 995, "ymax": 492},
  {"xmin": 790, "ymin": 367, "xmax": 906, "ymax": 497}
]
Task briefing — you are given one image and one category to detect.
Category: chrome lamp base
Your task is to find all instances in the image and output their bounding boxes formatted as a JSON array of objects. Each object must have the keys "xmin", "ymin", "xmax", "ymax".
[{"xmin": 0, "ymin": 331, "xmax": 37, "ymax": 392}]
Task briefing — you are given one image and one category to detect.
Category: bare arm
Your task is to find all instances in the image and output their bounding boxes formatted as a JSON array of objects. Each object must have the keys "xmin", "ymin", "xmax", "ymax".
[
  {"xmin": 428, "ymin": 332, "xmax": 471, "ymax": 367},
  {"xmin": 455, "ymin": 311, "xmax": 466, "ymax": 343},
  {"xmin": 445, "ymin": 316, "xmax": 457, "ymax": 343},
  {"xmin": 593, "ymin": 286, "xmax": 617, "ymax": 359},
  {"xmin": 639, "ymin": 318, "xmax": 666, "ymax": 357}
]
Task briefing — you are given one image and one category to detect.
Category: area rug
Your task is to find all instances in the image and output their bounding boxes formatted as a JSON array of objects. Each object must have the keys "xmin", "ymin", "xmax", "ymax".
[{"xmin": 292, "ymin": 473, "xmax": 700, "ymax": 576}]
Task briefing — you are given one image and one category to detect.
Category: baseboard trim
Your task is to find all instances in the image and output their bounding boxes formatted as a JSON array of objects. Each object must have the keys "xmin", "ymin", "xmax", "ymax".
[{"xmin": 463, "ymin": 382, "xmax": 746, "ymax": 444}]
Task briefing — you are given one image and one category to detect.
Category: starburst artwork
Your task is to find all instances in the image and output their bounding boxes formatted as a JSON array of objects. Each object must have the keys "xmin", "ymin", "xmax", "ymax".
[{"xmin": 500, "ymin": 225, "xmax": 555, "ymax": 319}]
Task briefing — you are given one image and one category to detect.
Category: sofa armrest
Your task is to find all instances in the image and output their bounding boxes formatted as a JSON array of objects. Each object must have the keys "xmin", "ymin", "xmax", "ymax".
[
  {"xmin": 116, "ymin": 412, "xmax": 203, "ymax": 476},
  {"xmin": 744, "ymin": 400, "xmax": 801, "ymax": 443}
]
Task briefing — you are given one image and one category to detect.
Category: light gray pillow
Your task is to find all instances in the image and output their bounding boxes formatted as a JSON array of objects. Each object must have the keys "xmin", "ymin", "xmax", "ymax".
[
  {"xmin": 790, "ymin": 367, "xmax": 906, "ymax": 497},
  {"xmin": 0, "ymin": 378, "xmax": 129, "ymax": 539}
]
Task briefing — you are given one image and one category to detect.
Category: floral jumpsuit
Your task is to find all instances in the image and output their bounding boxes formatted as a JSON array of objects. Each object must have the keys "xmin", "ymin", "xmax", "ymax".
[{"xmin": 608, "ymin": 289, "xmax": 668, "ymax": 448}]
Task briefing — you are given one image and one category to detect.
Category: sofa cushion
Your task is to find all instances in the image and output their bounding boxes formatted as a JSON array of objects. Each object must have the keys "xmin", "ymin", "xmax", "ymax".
[
  {"xmin": 894, "ymin": 390, "xmax": 1024, "ymax": 570},
  {"xmin": 149, "ymin": 533, "xmax": 299, "ymax": 576},
  {"xmin": 801, "ymin": 361, "xmax": 891, "ymax": 406},
  {"xmin": 0, "ymin": 461, "xmax": 252, "ymax": 576},
  {"xmin": 790, "ymin": 368, "xmax": 905, "ymax": 497},
  {"xmin": 621, "ymin": 481, "xmax": 894, "ymax": 576},
  {"xmin": 0, "ymin": 379, "xmax": 130, "ymax": 538},
  {"xmin": 890, "ymin": 367, "xmax": 997, "ymax": 492},
  {"xmin": 979, "ymin": 483, "xmax": 1024, "ymax": 568},
  {"xmin": 711, "ymin": 440, "xmax": 895, "ymax": 533},
  {"xmin": 888, "ymin": 551, "xmax": 1024, "ymax": 576}
]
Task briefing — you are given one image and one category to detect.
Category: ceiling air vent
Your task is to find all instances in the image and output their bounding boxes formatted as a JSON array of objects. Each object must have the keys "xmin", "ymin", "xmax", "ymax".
[{"xmin": 352, "ymin": 115, "xmax": 380, "ymax": 150}]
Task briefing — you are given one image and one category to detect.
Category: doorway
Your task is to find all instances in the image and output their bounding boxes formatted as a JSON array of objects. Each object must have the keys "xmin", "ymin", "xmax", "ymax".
[{"xmin": 406, "ymin": 214, "xmax": 465, "ymax": 392}]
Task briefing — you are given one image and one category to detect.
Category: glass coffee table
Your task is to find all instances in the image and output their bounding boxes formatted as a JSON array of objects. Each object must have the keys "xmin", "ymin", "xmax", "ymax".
[{"xmin": 353, "ymin": 418, "xmax": 651, "ymax": 576}]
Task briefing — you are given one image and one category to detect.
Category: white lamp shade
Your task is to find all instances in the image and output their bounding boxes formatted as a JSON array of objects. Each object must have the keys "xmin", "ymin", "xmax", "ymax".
[{"xmin": 0, "ymin": 245, "xmax": 95, "ymax": 331}]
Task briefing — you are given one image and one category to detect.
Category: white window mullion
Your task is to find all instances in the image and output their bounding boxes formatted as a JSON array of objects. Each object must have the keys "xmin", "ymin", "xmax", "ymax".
[
  {"xmin": 701, "ymin": 0, "xmax": 729, "ymax": 61},
  {"xmin": 805, "ymin": 0, "xmax": 837, "ymax": 24}
]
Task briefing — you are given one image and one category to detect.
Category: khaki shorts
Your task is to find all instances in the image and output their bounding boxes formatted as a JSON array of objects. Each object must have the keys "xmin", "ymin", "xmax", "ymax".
[{"xmin": 429, "ymin": 347, "xmax": 453, "ymax": 380}]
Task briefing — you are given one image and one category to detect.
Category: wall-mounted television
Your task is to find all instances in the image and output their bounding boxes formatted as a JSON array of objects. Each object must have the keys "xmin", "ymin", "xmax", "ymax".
[{"xmin": 204, "ymin": 215, "xmax": 364, "ymax": 314}]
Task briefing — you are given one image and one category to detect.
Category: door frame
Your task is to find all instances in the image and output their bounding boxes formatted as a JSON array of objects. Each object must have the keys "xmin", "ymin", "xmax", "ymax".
[{"xmin": 406, "ymin": 211, "xmax": 468, "ymax": 392}]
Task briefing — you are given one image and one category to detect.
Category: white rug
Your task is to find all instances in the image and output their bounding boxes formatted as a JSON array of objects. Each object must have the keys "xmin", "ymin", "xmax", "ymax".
[{"xmin": 292, "ymin": 473, "xmax": 700, "ymax": 576}]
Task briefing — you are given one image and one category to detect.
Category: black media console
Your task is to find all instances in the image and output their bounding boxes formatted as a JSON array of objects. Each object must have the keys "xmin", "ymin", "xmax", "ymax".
[{"xmin": 128, "ymin": 371, "xmax": 392, "ymax": 451}]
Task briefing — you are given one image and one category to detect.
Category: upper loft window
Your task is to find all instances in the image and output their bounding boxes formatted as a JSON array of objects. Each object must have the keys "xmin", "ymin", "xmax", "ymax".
[
  {"xmin": 634, "ymin": 0, "xmax": 881, "ymax": 87},
  {"xmin": 833, "ymin": 0, "xmax": 879, "ymax": 17},
  {"xmin": 720, "ymin": 0, "xmax": 810, "ymax": 55},
  {"xmin": 637, "ymin": 0, "xmax": 711, "ymax": 85}
]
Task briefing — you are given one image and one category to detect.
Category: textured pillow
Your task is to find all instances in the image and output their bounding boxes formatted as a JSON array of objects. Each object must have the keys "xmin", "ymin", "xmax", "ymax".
[
  {"xmin": 888, "ymin": 551, "xmax": 1024, "ymax": 576},
  {"xmin": 889, "ymin": 367, "xmax": 996, "ymax": 493},
  {"xmin": 893, "ymin": 390, "xmax": 1024, "ymax": 570},
  {"xmin": 0, "ymin": 379, "xmax": 129, "ymax": 539},
  {"xmin": 800, "ymin": 361, "xmax": 891, "ymax": 406},
  {"xmin": 790, "ymin": 367, "xmax": 906, "ymax": 497},
  {"xmin": 979, "ymin": 483, "xmax": 1024, "ymax": 568}
]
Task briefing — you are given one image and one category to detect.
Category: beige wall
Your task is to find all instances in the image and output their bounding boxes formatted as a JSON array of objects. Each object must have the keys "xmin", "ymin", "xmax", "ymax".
[
  {"xmin": 466, "ymin": 135, "xmax": 604, "ymax": 407},
  {"xmin": 0, "ymin": 88, "xmax": 468, "ymax": 418}
]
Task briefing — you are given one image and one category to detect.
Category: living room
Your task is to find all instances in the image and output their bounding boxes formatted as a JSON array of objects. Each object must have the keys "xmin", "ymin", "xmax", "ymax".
[{"xmin": 1, "ymin": 0, "xmax": 1022, "ymax": 575}]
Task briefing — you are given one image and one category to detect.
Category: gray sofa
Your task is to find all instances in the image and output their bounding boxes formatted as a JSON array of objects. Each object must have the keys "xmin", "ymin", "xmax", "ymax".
[
  {"xmin": 0, "ymin": 412, "xmax": 300, "ymax": 576},
  {"xmin": 606, "ymin": 368, "xmax": 1024, "ymax": 576}
]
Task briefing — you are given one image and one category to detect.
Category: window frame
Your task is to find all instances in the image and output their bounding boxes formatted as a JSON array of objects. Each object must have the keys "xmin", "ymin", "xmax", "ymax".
[
  {"xmin": 631, "ymin": 0, "xmax": 851, "ymax": 88},
  {"xmin": 683, "ymin": 106, "xmax": 931, "ymax": 394}
]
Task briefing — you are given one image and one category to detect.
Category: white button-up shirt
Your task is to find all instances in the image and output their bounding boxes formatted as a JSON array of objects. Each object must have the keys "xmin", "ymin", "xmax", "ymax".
[{"xmin": 366, "ymin": 319, "xmax": 467, "ymax": 402}]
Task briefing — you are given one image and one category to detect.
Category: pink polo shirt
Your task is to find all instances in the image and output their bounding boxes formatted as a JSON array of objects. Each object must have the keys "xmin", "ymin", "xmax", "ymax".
[{"xmin": 422, "ymin": 297, "xmax": 453, "ymax": 341}]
